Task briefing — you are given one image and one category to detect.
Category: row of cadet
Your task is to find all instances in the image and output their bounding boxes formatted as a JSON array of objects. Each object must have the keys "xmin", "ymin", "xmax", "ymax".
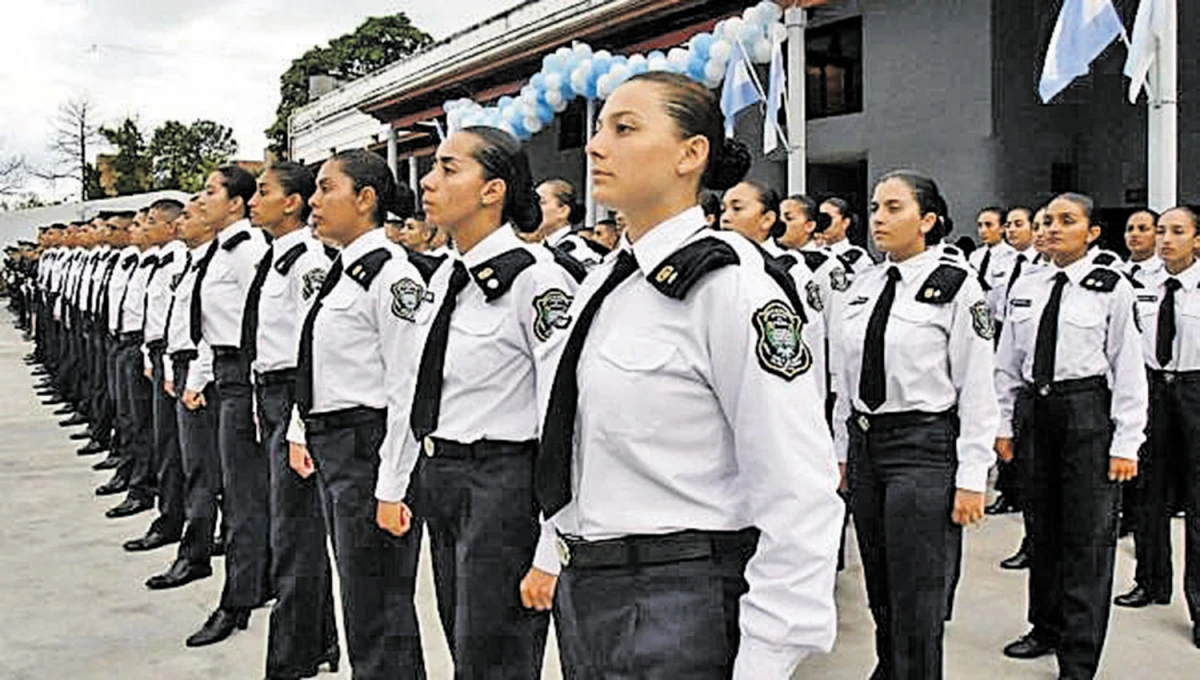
[{"xmin": 9, "ymin": 71, "xmax": 1199, "ymax": 680}]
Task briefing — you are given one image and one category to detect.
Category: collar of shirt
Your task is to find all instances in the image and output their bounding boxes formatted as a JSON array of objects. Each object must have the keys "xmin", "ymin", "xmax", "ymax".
[
  {"xmin": 118, "ymin": 245, "xmax": 139, "ymax": 260},
  {"xmin": 885, "ymin": 247, "xmax": 939, "ymax": 282},
  {"xmin": 1164, "ymin": 259, "xmax": 1200, "ymax": 289},
  {"xmin": 161, "ymin": 240, "xmax": 187, "ymax": 258},
  {"xmin": 761, "ymin": 239, "xmax": 786, "ymax": 257},
  {"xmin": 544, "ymin": 225, "xmax": 571, "ymax": 247},
  {"xmin": 216, "ymin": 218, "xmax": 252, "ymax": 246},
  {"xmin": 827, "ymin": 238, "xmax": 853, "ymax": 255},
  {"xmin": 188, "ymin": 239, "xmax": 215, "ymax": 260},
  {"xmin": 1130, "ymin": 255, "xmax": 1163, "ymax": 273},
  {"xmin": 1048, "ymin": 252, "xmax": 1097, "ymax": 285},
  {"xmin": 270, "ymin": 226, "xmax": 311, "ymax": 255},
  {"xmin": 459, "ymin": 224, "xmax": 524, "ymax": 268},
  {"xmin": 629, "ymin": 206, "xmax": 707, "ymax": 276},
  {"xmin": 339, "ymin": 227, "xmax": 389, "ymax": 265},
  {"xmin": 139, "ymin": 246, "xmax": 161, "ymax": 262}
]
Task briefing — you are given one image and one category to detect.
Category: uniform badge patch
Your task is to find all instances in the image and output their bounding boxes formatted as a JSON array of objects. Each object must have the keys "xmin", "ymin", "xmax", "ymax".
[
  {"xmin": 302, "ymin": 268, "xmax": 327, "ymax": 301},
  {"xmin": 830, "ymin": 268, "xmax": 851, "ymax": 292},
  {"xmin": 532, "ymin": 288, "xmax": 573, "ymax": 342},
  {"xmin": 753, "ymin": 300, "xmax": 811, "ymax": 380},
  {"xmin": 970, "ymin": 300, "xmax": 995, "ymax": 340},
  {"xmin": 805, "ymin": 280, "xmax": 824, "ymax": 312},
  {"xmin": 390, "ymin": 278, "xmax": 432, "ymax": 321}
]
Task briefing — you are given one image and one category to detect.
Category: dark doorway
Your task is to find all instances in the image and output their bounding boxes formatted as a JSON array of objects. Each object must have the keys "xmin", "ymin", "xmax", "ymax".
[{"xmin": 809, "ymin": 159, "xmax": 869, "ymax": 249}]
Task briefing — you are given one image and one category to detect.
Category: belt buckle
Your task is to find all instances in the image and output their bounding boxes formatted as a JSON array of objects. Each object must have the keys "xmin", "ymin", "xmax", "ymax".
[
  {"xmin": 1038, "ymin": 384, "xmax": 1052, "ymax": 397},
  {"xmin": 857, "ymin": 415, "xmax": 870, "ymax": 432},
  {"xmin": 1165, "ymin": 372, "xmax": 1177, "ymax": 384},
  {"xmin": 556, "ymin": 537, "xmax": 572, "ymax": 567},
  {"xmin": 423, "ymin": 437, "xmax": 436, "ymax": 457}
]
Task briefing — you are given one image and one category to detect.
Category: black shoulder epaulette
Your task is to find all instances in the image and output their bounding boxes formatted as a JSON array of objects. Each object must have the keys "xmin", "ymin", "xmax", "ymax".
[
  {"xmin": 800, "ymin": 249, "xmax": 829, "ymax": 272},
  {"xmin": 470, "ymin": 248, "xmax": 536, "ymax": 302},
  {"xmin": 837, "ymin": 249, "xmax": 864, "ymax": 273},
  {"xmin": 140, "ymin": 255, "xmax": 159, "ymax": 269},
  {"xmin": 221, "ymin": 231, "xmax": 251, "ymax": 252},
  {"xmin": 943, "ymin": 245, "xmax": 962, "ymax": 257},
  {"xmin": 774, "ymin": 253, "xmax": 799, "ymax": 271},
  {"xmin": 545, "ymin": 244, "xmax": 587, "ymax": 284},
  {"xmin": 274, "ymin": 243, "xmax": 307, "ymax": 276},
  {"xmin": 588, "ymin": 240, "xmax": 612, "ymax": 257},
  {"xmin": 762, "ymin": 253, "xmax": 809, "ymax": 324},
  {"xmin": 1081, "ymin": 267, "xmax": 1121, "ymax": 293},
  {"xmin": 915, "ymin": 264, "xmax": 968, "ymax": 304},
  {"xmin": 158, "ymin": 252, "xmax": 174, "ymax": 267},
  {"xmin": 406, "ymin": 249, "xmax": 447, "ymax": 285},
  {"xmin": 122, "ymin": 254, "xmax": 138, "ymax": 269},
  {"xmin": 558, "ymin": 240, "xmax": 577, "ymax": 254},
  {"xmin": 344, "ymin": 248, "xmax": 393, "ymax": 289},
  {"xmin": 647, "ymin": 237, "xmax": 740, "ymax": 300},
  {"xmin": 323, "ymin": 244, "xmax": 339, "ymax": 261},
  {"xmin": 1123, "ymin": 272, "xmax": 1144, "ymax": 289},
  {"xmin": 1092, "ymin": 252, "xmax": 1118, "ymax": 266}
]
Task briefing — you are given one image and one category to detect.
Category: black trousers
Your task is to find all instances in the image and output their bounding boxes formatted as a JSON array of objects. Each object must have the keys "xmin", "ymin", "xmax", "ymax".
[
  {"xmin": 413, "ymin": 441, "xmax": 549, "ymax": 679},
  {"xmin": 105, "ymin": 333, "xmax": 126, "ymax": 462},
  {"xmin": 150, "ymin": 346, "xmax": 184, "ymax": 538},
  {"xmin": 555, "ymin": 532, "xmax": 756, "ymax": 679},
  {"xmin": 89, "ymin": 332, "xmax": 114, "ymax": 448},
  {"xmin": 1134, "ymin": 374, "xmax": 1200, "ymax": 622},
  {"xmin": 117, "ymin": 340, "xmax": 156, "ymax": 502},
  {"xmin": 1024, "ymin": 379, "xmax": 1119, "ymax": 680},
  {"xmin": 173, "ymin": 358, "xmax": 221, "ymax": 566},
  {"xmin": 258, "ymin": 376, "xmax": 339, "ymax": 677},
  {"xmin": 848, "ymin": 411, "xmax": 961, "ymax": 680},
  {"xmin": 307, "ymin": 408, "xmax": 425, "ymax": 680},
  {"xmin": 212, "ymin": 352, "xmax": 270, "ymax": 610}
]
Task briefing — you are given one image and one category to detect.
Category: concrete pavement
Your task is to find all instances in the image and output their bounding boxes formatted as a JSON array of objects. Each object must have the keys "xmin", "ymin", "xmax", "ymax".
[{"xmin": 0, "ymin": 308, "xmax": 1194, "ymax": 679}]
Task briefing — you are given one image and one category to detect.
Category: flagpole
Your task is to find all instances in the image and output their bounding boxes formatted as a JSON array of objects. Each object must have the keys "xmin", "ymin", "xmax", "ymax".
[
  {"xmin": 1147, "ymin": 0, "xmax": 1178, "ymax": 212},
  {"xmin": 585, "ymin": 98, "xmax": 597, "ymax": 227},
  {"xmin": 784, "ymin": 5, "xmax": 807, "ymax": 194}
]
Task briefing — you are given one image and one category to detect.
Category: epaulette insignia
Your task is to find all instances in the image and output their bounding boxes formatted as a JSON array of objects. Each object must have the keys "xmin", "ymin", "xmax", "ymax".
[
  {"xmin": 345, "ymin": 248, "xmax": 394, "ymax": 289},
  {"xmin": 1081, "ymin": 268, "xmax": 1120, "ymax": 293},
  {"xmin": 647, "ymin": 237, "xmax": 740, "ymax": 300},
  {"xmin": 470, "ymin": 248, "xmax": 536, "ymax": 302},
  {"xmin": 916, "ymin": 264, "xmax": 968, "ymax": 304},
  {"xmin": 274, "ymin": 243, "xmax": 307, "ymax": 275}
]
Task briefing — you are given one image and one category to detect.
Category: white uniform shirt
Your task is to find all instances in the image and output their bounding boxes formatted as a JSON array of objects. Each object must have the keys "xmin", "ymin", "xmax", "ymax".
[
  {"xmin": 1137, "ymin": 260, "xmax": 1200, "ymax": 372},
  {"xmin": 1125, "ymin": 256, "xmax": 1164, "ymax": 288},
  {"xmin": 252, "ymin": 228, "xmax": 330, "ymax": 374},
  {"xmin": 143, "ymin": 241, "xmax": 188, "ymax": 344},
  {"xmin": 826, "ymin": 237, "xmax": 872, "ymax": 273},
  {"xmin": 106, "ymin": 246, "xmax": 141, "ymax": 333},
  {"xmin": 545, "ymin": 225, "xmax": 602, "ymax": 267},
  {"xmin": 199, "ymin": 219, "xmax": 269, "ymax": 348},
  {"xmin": 991, "ymin": 246, "xmax": 1037, "ymax": 324},
  {"xmin": 88, "ymin": 248, "xmax": 115, "ymax": 316},
  {"xmin": 118, "ymin": 246, "xmax": 161, "ymax": 334},
  {"xmin": 543, "ymin": 207, "xmax": 841, "ymax": 679},
  {"xmin": 994, "ymin": 256, "xmax": 1148, "ymax": 459},
  {"xmin": 832, "ymin": 250, "xmax": 1000, "ymax": 491},
  {"xmin": 173, "ymin": 242, "xmax": 216, "ymax": 392},
  {"xmin": 762, "ymin": 240, "xmax": 829, "ymax": 403}
]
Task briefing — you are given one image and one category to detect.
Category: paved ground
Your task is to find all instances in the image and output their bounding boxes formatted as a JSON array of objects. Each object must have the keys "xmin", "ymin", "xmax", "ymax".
[{"xmin": 0, "ymin": 307, "xmax": 1195, "ymax": 679}]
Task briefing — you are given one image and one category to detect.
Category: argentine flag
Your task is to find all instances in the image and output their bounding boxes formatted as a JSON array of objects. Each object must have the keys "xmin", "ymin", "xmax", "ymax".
[
  {"xmin": 721, "ymin": 41, "xmax": 763, "ymax": 137},
  {"xmin": 1039, "ymin": 0, "xmax": 1125, "ymax": 103}
]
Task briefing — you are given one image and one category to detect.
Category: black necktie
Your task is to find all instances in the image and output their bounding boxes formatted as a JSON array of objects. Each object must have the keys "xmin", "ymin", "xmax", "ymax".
[
  {"xmin": 536, "ymin": 251, "xmax": 639, "ymax": 516},
  {"xmin": 1157, "ymin": 277, "xmax": 1182, "ymax": 368},
  {"xmin": 1006, "ymin": 254, "xmax": 1027, "ymax": 299},
  {"xmin": 1033, "ymin": 272, "xmax": 1069, "ymax": 387},
  {"xmin": 410, "ymin": 261, "xmax": 473, "ymax": 440},
  {"xmin": 295, "ymin": 257, "xmax": 344, "ymax": 418},
  {"xmin": 1131, "ymin": 263, "xmax": 1142, "ymax": 279},
  {"xmin": 859, "ymin": 266, "xmax": 901, "ymax": 411},
  {"xmin": 240, "ymin": 248, "xmax": 275, "ymax": 363},
  {"xmin": 978, "ymin": 247, "xmax": 992, "ymax": 290},
  {"xmin": 164, "ymin": 252, "xmax": 192, "ymax": 335},
  {"xmin": 189, "ymin": 240, "xmax": 219, "ymax": 345}
]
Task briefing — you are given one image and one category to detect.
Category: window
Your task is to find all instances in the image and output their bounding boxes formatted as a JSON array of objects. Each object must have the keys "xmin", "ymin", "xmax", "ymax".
[
  {"xmin": 559, "ymin": 99, "xmax": 587, "ymax": 151},
  {"xmin": 806, "ymin": 18, "xmax": 863, "ymax": 119}
]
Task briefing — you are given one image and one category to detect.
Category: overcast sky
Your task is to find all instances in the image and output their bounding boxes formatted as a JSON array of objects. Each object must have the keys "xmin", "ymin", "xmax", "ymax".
[{"xmin": 1, "ymin": 0, "xmax": 524, "ymax": 200}]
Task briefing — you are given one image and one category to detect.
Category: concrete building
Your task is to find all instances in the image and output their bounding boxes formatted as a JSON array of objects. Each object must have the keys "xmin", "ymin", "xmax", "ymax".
[{"xmin": 289, "ymin": 0, "xmax": 1198, "ymax": 251}]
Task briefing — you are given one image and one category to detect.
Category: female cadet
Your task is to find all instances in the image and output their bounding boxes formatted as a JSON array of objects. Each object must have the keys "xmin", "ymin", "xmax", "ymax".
[
  {"xmin": 995, "ymin": 193, "xmax": 1146, "ymax": 679},
  {"xmin": 536, "ymin": 178, "xmax": 602, "ymax": 267},
  {"xmin": 286, "ymin": 149, "xmax": 428, "ymax": 679},
  {"xmin": 535, "ymin": 71, "xmax": 842, "ymax": 679},
  {"xmin": 245, "ymin": 162, "xmax": 339, "ymax": 679},
  {"xmin": 832, "ymin": 170, "xmax": 999, "ymax": 680},
  {"xmin": 1114, "ymin": 207, "xmax": 1200, "ymax": 649}
]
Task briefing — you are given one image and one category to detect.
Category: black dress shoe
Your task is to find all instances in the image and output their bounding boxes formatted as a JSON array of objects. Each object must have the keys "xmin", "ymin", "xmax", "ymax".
[
  {"xmin": 185, "ymin": 608, "xmax": 250, "ymax": 647},
  {"xmin": 1114, "ymin": 585, "xmax": 1171, "ymax": 608},
  {"xmin": 124, "ymin": 529, "xmax": 179, "ymax": 552},
  {"xmin": 52, "ymin": 405, "xmax": 74, "ymax": 415},
  {"xmin": 94, "ymin": 477, "xmax": 129, "ymax": 496},
  {"xmin": 77, "ymin": 441, "xmax": 109, "ymax": 456},
  {"xmin": 92, "ymin": 454, "xmax": 121, "ymax": 470},
  {"xmin": 105, "ymin": 496, "xmax": 154, "ymax": 518},
  {"xmin": 1000, "ymin": 548, "xmax": 1031, "ymax": 570},
  {"xmin": 146, "ymin": 559, "xmax": 213, "ymax": 590},
  {"xmin": 1003, "ymin": 632, "xmax": 1055, "ymax": 659},
  {"xmin": 59, "ymin": 414, "xmax": 88, "ymax": 427},
  {"xmin": 1193, "ymin": 625, "xmax": 1200, "ymax": 649},
  {"xmin": 985, "ymin": 495, "xmax": 1018, "ymax": 515},
  {"xmin": 70, "ymin": 430, "xmax": 94, "ymax": 441},
  {"xmin": 42, "ymin": 397, "xmax": 65, "ymax": 406}
]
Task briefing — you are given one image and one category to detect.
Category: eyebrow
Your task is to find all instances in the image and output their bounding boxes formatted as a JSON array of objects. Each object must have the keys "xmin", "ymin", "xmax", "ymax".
[{"xmin": 435, "ymin": 155, "xmax": 461, "ymax": 166}]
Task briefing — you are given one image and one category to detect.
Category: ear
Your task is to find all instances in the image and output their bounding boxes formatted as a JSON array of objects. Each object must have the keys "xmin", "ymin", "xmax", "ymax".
[
  {"xmin": 676, "ymin": 135, "xmax": 709, "ymax": 180},
  {"xmin": 356, "ymin": 185, "xmax": 378, "ymax": 218},
  {"xmin": 1085, "ymin": 224, "xmax": 1102, "ymax": 245},
  {"xmin": 918, "ymin": 211, "xmax": 938, "ymax": 236},
  {"xmin": 283, "ymin": 192, "xmax": 302, "ymax": 217},
  {"xmin": 481, "ymin": 177, "xmax": 506, "ymax": 209}
]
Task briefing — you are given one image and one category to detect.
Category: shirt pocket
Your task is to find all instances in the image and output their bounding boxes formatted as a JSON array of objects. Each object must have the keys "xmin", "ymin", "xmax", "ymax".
[{"xmin": 597, "ymin": 337, "xmax": 681, "ymax": 374}]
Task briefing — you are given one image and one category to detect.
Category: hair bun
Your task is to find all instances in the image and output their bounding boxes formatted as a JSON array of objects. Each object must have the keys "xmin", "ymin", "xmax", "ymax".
[
  {"xmin": 510, "ymin": 186, "xmax": 543, "ymax": 234},
  {"xmin": 702, "ymin": 138, "xmax": 751, "ymax": 192},
  {"xmin": 390, "ymin": 181, "xmax": 417, "ymax": 221}
]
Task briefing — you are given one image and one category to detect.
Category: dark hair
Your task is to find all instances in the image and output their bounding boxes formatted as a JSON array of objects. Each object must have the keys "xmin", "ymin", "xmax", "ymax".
[
  {"xmin": 954, "ymin": 235, "xmax": 978, "ymax": 257},
  {"xmin": 539, "ymin": 179, "xmax": 587, "ymax": 225},
  {"xmin": 596, "ymin": 218, "xmax": 617, "ymax": 229},
  {"xmin": 876, "ymin": 170, "xmax": 951, "ymax": 246},
  {"xmin": 786, "ymin": 194, "xmax": 832, "ymax": 232},
  {"xmin": 1006, "ymin": 206, "xmax": 1034, "ymax": 224},
  {"xmin": 461, "ymin": 126, "xmax": 541, "ymax": 233},
  {"xmin": 700, "ymin": 191, "xmax": 722, "ymax": 220},
  {"xmin": 215, "ymin": 165, "xmax": 257, "ymax": 218},
  {"xmin": 740, "ymin": 180, "xmax": 785, "ymax": 239},
  {"xmin": 626, "ymin": 72, "xmax": 750, "ymax": 192},
  {"xmin": 821, "ymin": 196, "xmax": 859, "ymax": 236},
  {"xmin": 1128, "ymin": 207, "xmax": 1160, "ymax": 223},
  {"xmin": 1053, "ymin": 192, "xmax": 1094, "ymax": 222},
  {"xmin": 978, "ymin": 206, "xmax": 1005, "ymax": 222},
  {"xmin": 148, "ymin": 198, "xmax": 185, "ymax": 222},
  {"xmin": 267, "ymin": 161, "xmax": 317, "ymax": 221},
  {"xmin": 1161, "ymin": 205, "xmax": 1199, "ymax": 232},
  {"xmin": 329, "ymin": 149, "xmax": 416, "ymax": 227}
]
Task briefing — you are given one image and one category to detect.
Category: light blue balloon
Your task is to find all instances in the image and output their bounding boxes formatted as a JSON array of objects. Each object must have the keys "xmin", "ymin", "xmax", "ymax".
[
  {"xmin": 510, "ymin": 118, "xmax": 529, "ymax": 139},
  {"xmin": 687, "ymin": 59, "xmax": 708, "ymax": 81},
  {"xmin": 690, "ymin": 32, "xmax": 714, "ymax": 59},
  {"xmin": 537, "ymin": 101, "xmax": 555, "ymax": 123},
  {"xmin": 498, "ymin": 96, "xmax": 515, "ymax": 110},
  {"xmin": 648, "ymin": 50, "xmax": 666, "ymax": 63},
  {"xmin": 591, "ymin": 53, "xmax": 613, "ymax": 76},
  {"xmin": 531, "ymin": 73, "xmax": 547, "ymax": 90}
]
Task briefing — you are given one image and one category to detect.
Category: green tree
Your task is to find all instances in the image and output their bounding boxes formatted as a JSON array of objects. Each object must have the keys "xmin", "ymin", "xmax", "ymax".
[
  {"xmin": 82, "ymin": 162, "xmax": 104, "ymax": 200},
  {"xmin": 99, "ymin": 118, "xmax": 152, "ymax": 196},
  {"xmin": 266, "ymin": 13, "xmax": 433, "ymax": 157},
  {"xmin": 150, "ymin": 119, "xmax": 238, "ymax": 191}
]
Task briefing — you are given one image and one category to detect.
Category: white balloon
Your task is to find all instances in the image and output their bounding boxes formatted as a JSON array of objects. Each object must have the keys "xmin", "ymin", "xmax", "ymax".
[
  {"xmin": 771, "ymin": 23, "xmax": 787, "ymax": 43},
  {"xmin": 704, "ymin": 71, "xmax": 724, "ymax": 90},
  {"xmin": 545, "ymin": 89, "xmax": 563, "ymax": 106},
  {"xmin": 705, "ymin": 60, "xmax": 725, "ymax": 82},
  {"xmin": 647, "ymin": 55, "xmax": 670, "ymax": 72},
  {"xmin": 725, "ymin": 17, "xmax": 744, "ymax": 40},
  {"xmin": 608, "ymin": 63, "xmax": 631, "ymax": 84},
  {"xmin": 709, "ymin": 39, "xmax": 732, "ymax": 63},
  {"xmin": 545, "ymin": 72, "xmax": 563, "ymax": 90},
  {"xmin": 552, "ymin": 96, "xmax": 569, "ymax": 113},
  {"xmin": 502, "ymin": 106, "xmax": 520, "ymax": 124},
  {"xmin": 524, "ymin": 116, "xmax": 543, "ymax": 134},
  {"xmin": 743, "ymin": 5, "xmax": 763, "ymax": 27},
  {"xmin": 571, "ymin": 65, "xmax": 590, "ymax": 94},
  {"xmin": 759, "ymin": 0, "xmax": 783, "ymax": 24},
  {"xmin": 739, "ymin": 20, "xmax": 762, "ymax": 43},
  {"xmin": 667, "ymin": 47, "xmax": 689, "ymax": 69},
  {"xmin": 596, "ymin": 74, "xmax": 614, "ymax": 100},
  {"xmin": 627, "ymin": 53, "xmax": 647, "ymax": 69},
  {"xmin": 752, "ymin": 37, "xmax": 773, "ymax": 63},
  {"xmin": 572, "ymin": 43, "xmax": 593, "ymax": 59}
]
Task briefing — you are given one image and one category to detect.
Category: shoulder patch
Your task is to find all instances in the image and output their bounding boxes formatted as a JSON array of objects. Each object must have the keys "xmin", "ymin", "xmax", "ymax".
[
  {"xmin": 753, "ymin": 299, "xmax": 812, "ymax": 381},
  {"xmin": 1080, "ymin": 268, "xmax": 1120, "ymax": 293},
  {"xmin": 800, "ymin": 250, "xmax": 829, "ymax": 272},
  {"xmin": 970, "ymin": 300, "xmax": 995, "ymax": 340},
  {"xmin": 806, "ymin": 279, "xmax": 824, "ymax": 312},
  {"xmin": 470, "ymin": 248, "xmax": 536, "ymax": 302},
  {"xmin": 221, "ymin": 230, "xmax": 251, "ymax": 252},
  {"xmin": 390, "ymin": 277, "xmax": 433, "ymax": 321},
  {"xmin": 407, "ymin": 249, "xmax": 448, "ymax": 285},
  {"xmin": 545, "ymin": 243, "xmax": 588, "ymax": 284},
  {"xmin": 274, "ymin": 243, "xmax": 307, "ymax": 275},
  {"xmin": 532, "ymin": 288, "xmax": 574, "ymax": 341},
  {"xmin": 648, "ymin": 237, "xmax": 740, "ymax": 300},
  {"xmin": 1092, "ymin": 252, "xmax": 1118, "ymax": 266},
  {"xmin": 830, "ymin": 267, "xmax": 851, "ymax": 292},
  {"xmin": 301, "ymin": 268, "xmax": 327, "ymax": 301},
  {"xmin": 916, "ymin": 264, "xmax": 968, "ymax": 304},
  {"xmin": 345, "ymin": 248, "xmax": 394, "ymax": 289}
]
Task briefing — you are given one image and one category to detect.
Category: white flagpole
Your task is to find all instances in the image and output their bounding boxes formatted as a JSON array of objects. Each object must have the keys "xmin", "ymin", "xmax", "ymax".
[
  {"xmin": 585, "ymin": 98, "xmax": 597, "ymax": 227},
  {"xmin": 784, "ymin": 5, "xmax": 807, "ymax": 194},
  {"xmin": 1147, "ymin": 0, "xmax": 1177, "ymax": 212}
]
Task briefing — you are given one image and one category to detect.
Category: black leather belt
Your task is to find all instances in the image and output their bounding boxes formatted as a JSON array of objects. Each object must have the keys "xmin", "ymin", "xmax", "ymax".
[
  {"xmin": 1027, "ymin": 375, "xmax": 1107, "ymax": 398},
  {"xmin": 116, "ymin": 331, "xmax": 144, "ymax": 344},
  {"xmin": 256, "ymin": 368, "xmax": 298, "ymax": 386},
  {"xmin": 146, "ymin": 339, "xmax": 167, "ymax": 352},
  {"xmin": 851, "ymin": 409, "xmax": 954, "ymax": 434},
  {"xmin": 557, "ymin": 528, "xmax": 759, "ymax": 570},
  {"xmin": 211, "ymin": 345, "xmax": 243, "ymax": 359},
  {"xmin": 170, "ymin": 349, "xmax": 198, "ymax": 363},
  {"xmin": 305, "ymin": 407, "xmax": 386, "ymax": 435},
  {"xmin": 1149, "ymin": 369, "xmax": 1200, "ymax": 385},
  {"xmin": 420, "ymin": 437, "xmax": 534, "ymax": 461}
]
